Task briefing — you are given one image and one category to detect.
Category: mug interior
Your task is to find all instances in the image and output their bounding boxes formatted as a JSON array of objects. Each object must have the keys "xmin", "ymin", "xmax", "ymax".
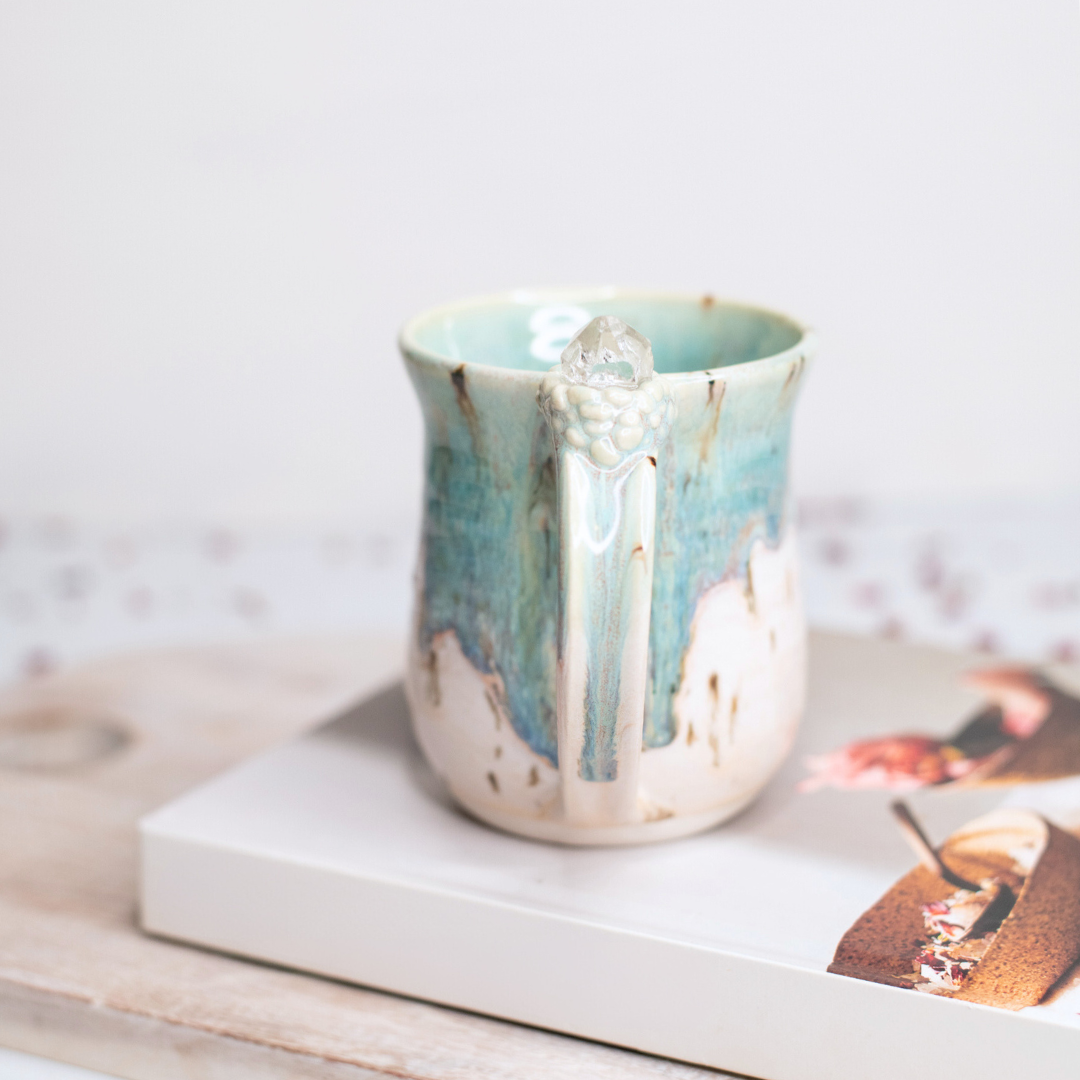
[{"xmin": 402, "ymin": 290, "xmax": 805, "ymax": 375}]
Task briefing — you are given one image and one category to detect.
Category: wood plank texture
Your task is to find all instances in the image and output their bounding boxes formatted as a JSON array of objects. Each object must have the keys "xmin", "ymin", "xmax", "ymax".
[{"xmin": 0, "ymin": 637, "xmax": 729, "ymax": 1080}]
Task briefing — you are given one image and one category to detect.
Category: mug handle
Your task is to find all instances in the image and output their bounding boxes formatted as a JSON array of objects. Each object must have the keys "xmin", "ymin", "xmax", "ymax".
[{"xmin": 538, "ymin": 318, "xmax": 675, "ymax": 828}]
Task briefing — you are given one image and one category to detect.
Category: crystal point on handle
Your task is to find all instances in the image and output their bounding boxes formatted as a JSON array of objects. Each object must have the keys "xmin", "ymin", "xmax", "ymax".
[
  {"xmin": 539, "ymin": 317, "xmax": 675, "ymax": 471},
  {"xmin": 560, "ymin": 315, "xmax": 653, "ymax": 387}
]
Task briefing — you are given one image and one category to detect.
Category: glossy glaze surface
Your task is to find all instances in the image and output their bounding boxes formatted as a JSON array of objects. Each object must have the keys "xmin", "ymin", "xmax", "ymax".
[{"xmin": 401, "ymin": 291, "xmax": 812, "ymax": 842}]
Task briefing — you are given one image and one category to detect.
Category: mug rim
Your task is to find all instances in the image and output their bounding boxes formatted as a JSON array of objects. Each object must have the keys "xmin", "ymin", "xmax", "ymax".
[{"xmin": 398, "ymin": 287, "xmax": 815, "ymax": 383}]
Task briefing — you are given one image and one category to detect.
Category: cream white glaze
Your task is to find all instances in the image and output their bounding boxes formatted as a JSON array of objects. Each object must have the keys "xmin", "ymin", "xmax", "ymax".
[
  {"xmin": 639, "ymin": 529, "xmax": 806, "ymax": 819},
  {"xmin": 406, "ymin": 529, "xmax": 805, "ymax": 843},
  {"xmin": 406, "ymin": 628, "xmax": 561, "ymax": 821}
]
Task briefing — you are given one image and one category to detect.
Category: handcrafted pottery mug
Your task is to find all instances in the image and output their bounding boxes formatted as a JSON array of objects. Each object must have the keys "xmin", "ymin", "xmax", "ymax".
[{"xmin": 400, "ymin": 290, "xmax": 814, "ymax": 844}]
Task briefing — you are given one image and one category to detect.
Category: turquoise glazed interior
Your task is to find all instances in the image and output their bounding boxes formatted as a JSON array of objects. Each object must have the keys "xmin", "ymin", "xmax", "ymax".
[
  {"xmin": 406, "ymin": 290, "xmax": 803, "ymax": 375},
  {"xmin": 401, "ymin": 290, "xmax": 811, "ymax": 768}
]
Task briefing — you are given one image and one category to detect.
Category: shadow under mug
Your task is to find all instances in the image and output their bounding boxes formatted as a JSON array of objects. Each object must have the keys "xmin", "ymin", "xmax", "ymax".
[{"xmin": 400, "ymin": 289, "xmax": 814, "ymax": 845}]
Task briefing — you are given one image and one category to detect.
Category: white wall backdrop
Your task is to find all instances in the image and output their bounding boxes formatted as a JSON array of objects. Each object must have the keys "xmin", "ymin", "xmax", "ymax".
[{"xmin": 1, "ymin": 1, "xmax": 1077, "ymax": 525}]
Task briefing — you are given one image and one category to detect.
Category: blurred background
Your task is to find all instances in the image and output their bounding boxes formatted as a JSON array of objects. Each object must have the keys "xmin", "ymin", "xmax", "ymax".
[{"xmin": 1, "ymin": 0, "xmax": 1078, "ymax": 681}]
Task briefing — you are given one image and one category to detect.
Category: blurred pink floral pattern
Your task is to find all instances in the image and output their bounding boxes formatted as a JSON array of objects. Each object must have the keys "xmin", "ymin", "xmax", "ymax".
[{"xmin": 0, "ymin": 497, "xmax": 1077, "ymax": 685}]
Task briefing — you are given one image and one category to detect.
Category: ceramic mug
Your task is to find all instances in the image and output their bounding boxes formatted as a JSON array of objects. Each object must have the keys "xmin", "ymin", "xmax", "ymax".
[{"xmin": 400, "ymin": 289, "xmax": 814, "ymax": 844}]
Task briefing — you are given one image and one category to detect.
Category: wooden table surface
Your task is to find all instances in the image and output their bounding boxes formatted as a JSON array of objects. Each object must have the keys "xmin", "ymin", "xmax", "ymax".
[{"xmin": 0, "ymin": 636, "xmax": 733, "ymax": 1080}]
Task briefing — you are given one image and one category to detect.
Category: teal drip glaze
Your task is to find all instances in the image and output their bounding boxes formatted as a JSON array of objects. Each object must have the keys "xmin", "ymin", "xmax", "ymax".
[
  {"xmin": 644, "ymin": 373, "xmax": 797, "ymax": 746},
  {"xmin": 407, "ymin": 358, "xmax": 561, "ymax": 764},
  {"xmin": 560, "ymin": 453, "xmax": 644, "ymax": 781},
  {"xmin": 403, "ymin": 295, "xmax": 808, "ymax": 768}
]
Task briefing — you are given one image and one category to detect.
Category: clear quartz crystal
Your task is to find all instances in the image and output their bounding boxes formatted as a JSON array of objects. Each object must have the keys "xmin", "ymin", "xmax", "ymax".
[
  {"xmin": 539, "ymin": 315, "xmax": 673, "ymax": 469},
  {"xmin": 560, "ymin": 315, "xmax": 653, "ymax": 388}
]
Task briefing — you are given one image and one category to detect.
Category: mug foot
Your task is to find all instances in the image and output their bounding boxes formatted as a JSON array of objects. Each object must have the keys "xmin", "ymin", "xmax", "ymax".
[{"xmin": 449, "ymin": 788, "xmax": 760, "ymax": 846}]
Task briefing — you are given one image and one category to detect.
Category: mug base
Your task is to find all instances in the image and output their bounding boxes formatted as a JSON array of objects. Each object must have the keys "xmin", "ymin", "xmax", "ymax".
[{"xmin": 449, "ymin": 788, "xmax": 760, "ymax": 846}]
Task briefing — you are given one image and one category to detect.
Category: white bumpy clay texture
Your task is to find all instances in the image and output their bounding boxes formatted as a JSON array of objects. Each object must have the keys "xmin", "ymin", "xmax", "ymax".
[{"xmin": 537, "ymin": 315, "xmax": 676, "ymax": 468}]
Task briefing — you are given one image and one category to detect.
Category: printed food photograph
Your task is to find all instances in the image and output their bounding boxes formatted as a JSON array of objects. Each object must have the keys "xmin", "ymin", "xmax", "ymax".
[
  {"xmin": 830, "ymin": 805, "xmax": 1080, "ymax": 1010},
  {"xmin": 801, "ymin": 669, "xmax": 1080, "ymax": 792},
  {"xmin": 804, "ymin": 664, "xmax": 1080, "ymax": 1016}
]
